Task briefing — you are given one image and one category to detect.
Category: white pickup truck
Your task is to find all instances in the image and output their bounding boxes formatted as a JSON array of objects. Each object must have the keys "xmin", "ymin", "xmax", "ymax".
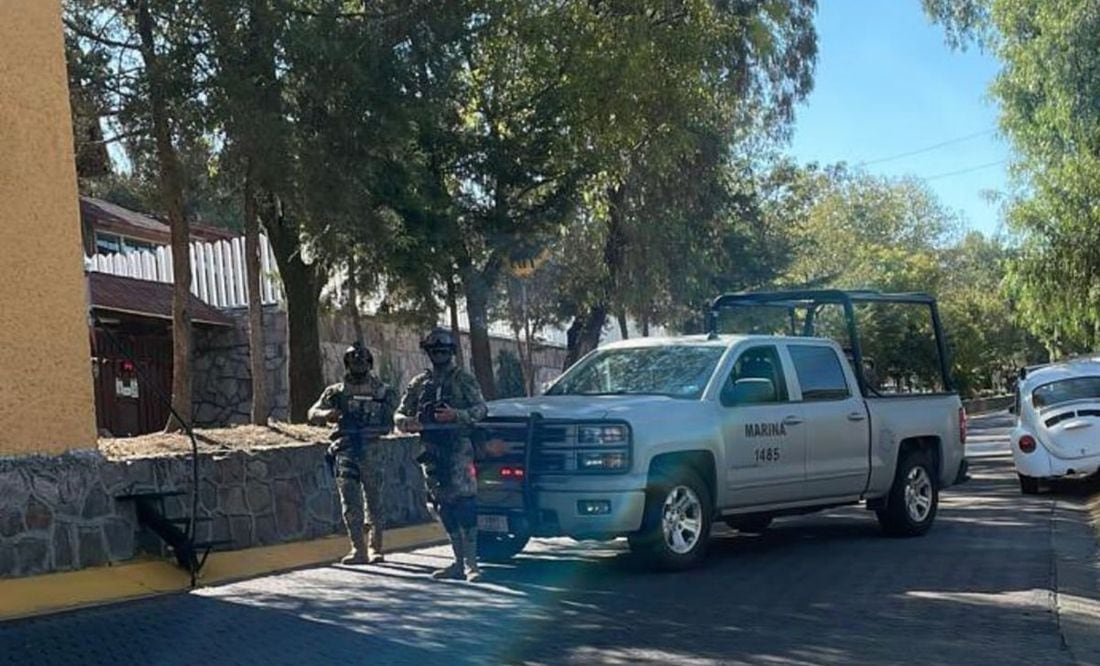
[{"xmin": 474, "ymin": 290, "xmax": 969, "ymax": 569}]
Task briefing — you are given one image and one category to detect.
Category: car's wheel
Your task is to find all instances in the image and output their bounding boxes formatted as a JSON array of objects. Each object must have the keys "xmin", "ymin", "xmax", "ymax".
[
  {"xmin": 876, "ymin": 449, "xmax": 938, "ymax": 537},
  {"xmin": 724, "ymin": 515, "xmax": 773, "ymax": 534},
  {"xmin": 477, "ymin": 532, "xmax": 530, "ymax": 563},
  {"xmin": 1018, "ymin": 473, "xmax": 1041, "ymax": 495},
  {"xmin": 628, "ymin": 466, "xmax": 713, "ymax": 571}
]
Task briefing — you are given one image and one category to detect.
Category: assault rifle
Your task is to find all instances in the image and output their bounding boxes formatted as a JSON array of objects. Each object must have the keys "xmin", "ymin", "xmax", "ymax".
[
  {"xmin": 324, "ymin": 393, "xmax": 392, "ymax": 477},
  {"xmin": 413, "ymin": 399, "xmax": 488, "ymax": 490}
]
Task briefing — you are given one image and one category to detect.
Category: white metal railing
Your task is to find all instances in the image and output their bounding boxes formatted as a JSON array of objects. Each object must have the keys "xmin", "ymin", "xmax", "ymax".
[
  {"xmin": 86, "ymin": 236, "xmax": 655, "ymax": 347},
  {"xmin": 85, "ymin": 235, "xmax": 283, "ymax": 307}
]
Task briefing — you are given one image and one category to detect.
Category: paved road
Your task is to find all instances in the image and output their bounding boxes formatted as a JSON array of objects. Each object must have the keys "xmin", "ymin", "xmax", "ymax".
[{"xmin": 2, "ymin": 412, "xmax": 1097, "ymax": 665}]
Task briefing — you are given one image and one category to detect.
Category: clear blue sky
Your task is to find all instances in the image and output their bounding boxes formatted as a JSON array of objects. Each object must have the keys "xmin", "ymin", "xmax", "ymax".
[{"xmin": 788, "ymin": 1, "xmax": 1009, "ymax": 236}]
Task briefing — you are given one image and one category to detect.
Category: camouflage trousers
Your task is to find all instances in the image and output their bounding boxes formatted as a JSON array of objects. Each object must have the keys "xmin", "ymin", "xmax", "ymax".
[
  {"xmin": 418, "ymin": 437, "xmax": 478, "ymax": 535},
  {"xmin": 420, "ymin": 437, "xmax": 477, "ymax": 504},
  {"xmin": 334, "ymin": 442, "xmax": 385, "ymax": 553}
]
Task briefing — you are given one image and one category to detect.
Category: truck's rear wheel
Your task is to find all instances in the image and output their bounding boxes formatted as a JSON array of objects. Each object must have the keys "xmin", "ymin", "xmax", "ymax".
[
  {"xmin": 876, "ymin": 450, "xmax": 938, "ymax": 537},
  {"xmin": 1018, "ymin": 473, "xmax": 1040, "ymax": 495},
  {"xmin": 629, "ymin": 466, "xmax": 712, "ymax": 570},
  {"xmin": 477, "ymin": 533, "xmax": 530, "ymax": 563}
]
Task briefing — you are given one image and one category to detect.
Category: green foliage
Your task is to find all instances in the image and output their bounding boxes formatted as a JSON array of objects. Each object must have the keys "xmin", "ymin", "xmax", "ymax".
[
  {"xmin": 779, "ymin": 165, "xmax": 1043, "ymax": 395},
  {"xmin": 921, "ymin": 0, "xmax": 994, "ymax": 49},
  {"xmin": 992, "ymin": 0, "xmax": 1100, "ymax": 356},
  {"xmin": 783, "ymin": 165, "xmax": 959, "ymax": 291},
  {"xmin": 926, "ymin": 0, "xmax": 1100, "ymax": 358},
  {"xmin": 64, "ymin": 0, "xmax": 819, "ymax": 394}
]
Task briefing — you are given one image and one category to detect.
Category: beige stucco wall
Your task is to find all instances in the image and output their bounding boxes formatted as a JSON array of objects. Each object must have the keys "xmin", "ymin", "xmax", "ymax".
[{"xmin": 0, "ymin": 1, "xmax": 97, "ymax": 454}]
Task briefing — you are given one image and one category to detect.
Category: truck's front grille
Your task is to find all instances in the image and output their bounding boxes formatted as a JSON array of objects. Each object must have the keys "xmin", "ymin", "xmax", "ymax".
[
  {"xmin": 477, "ymin": 417, "xmax": 630, "ymax": 474},
  {"xmin": 534, "ymin": 452, "xmax": 566, "ymax": 472}
]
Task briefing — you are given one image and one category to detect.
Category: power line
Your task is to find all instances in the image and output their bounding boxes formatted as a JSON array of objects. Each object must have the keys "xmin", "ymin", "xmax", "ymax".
[
  {"xmin": 857, "ymin": 129, "xmax": 996, "ymax": 167},
  {"xmin": 921, "ymin": 159, "xmax": 1006, "ymax": 181}
]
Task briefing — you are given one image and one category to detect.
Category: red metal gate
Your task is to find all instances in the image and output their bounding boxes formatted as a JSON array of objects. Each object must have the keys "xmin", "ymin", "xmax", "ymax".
[{"xmin": 91, "ymin": 327, "xmax": 173, "ymax": 436}]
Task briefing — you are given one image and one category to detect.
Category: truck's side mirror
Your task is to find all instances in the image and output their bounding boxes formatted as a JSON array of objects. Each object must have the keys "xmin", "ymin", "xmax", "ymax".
[{"xmin": 722, "ymin": 378, "xmax": 776, "ymax": 406}]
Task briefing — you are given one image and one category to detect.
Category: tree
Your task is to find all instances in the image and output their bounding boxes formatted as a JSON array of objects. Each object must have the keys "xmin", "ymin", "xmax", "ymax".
[
  {"xmin": 66, "ymin": 0, "xmax": 205, "ymax": 431},
  {"xmin": 782, "ymin": 166, "xmax": 959, "ymax": 291},
  {"xmin": 65, "ymin": 27, "xmax": 112, "ymax": 179},
  {"xmin": 200, "ymin": 2, "xmax": 438, "ymax": 419},
  {"xmin": 775, "ymin": 164, "xmax": 1042, "ymax": 395},
  {"xmin": 939, "ymin": 231, "xmax": 1046, "ymax": 394},
  {"xmin": 926, "ymin": 0, "xmax": 1100, "ymax": 358},
  {"xmin": 557, "ymin": 0, "xmax": 818, "ymax": 366}
]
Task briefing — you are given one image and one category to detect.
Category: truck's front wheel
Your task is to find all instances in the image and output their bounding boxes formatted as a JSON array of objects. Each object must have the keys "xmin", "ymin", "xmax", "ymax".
[
  {"xmin": 876, "ymin": 450, "xmax": 938, "ymax": 537},
  {"xmin": 629, "ymin": 467, "xmax": 712, "ymax": 570}
]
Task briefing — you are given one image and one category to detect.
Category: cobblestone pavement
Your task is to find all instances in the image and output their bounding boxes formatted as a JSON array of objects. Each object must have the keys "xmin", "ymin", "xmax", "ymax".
[{"xmin": 2, "ymin": 412, "xmax": 1097, "ymax": 665}]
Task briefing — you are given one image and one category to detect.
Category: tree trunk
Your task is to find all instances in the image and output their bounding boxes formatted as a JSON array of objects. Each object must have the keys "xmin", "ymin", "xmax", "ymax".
[
  {"xmin": 345, "ymin": 255, "xmax": 365, "ymax": 344},
  {"xmin": 244, "ymin": 168, "xmax": 269, "ymax": 425},
  {"xmin": 461, "ymin": 267, "xmax": 497, "ymax": 400},
  {"xmin": 265, "ymin": 206, "xmax": 324, "ymax": 422},
  {"xmin": 617, "ymin": 311, "xmax": 629, "ymax": 340},
  {"xmin": 642, "ymin": 314, "xmax": 650, "ymax": 337},
  {"xmin": 564, "ymin": 185, "xmax": 626, "ymax": 368},
  {"xmin": 564, "ymin": 305, "xmax": 607, "ymax": 369},
  {"xmin": 446, "ymin": 272, "xmax": 465, "ymax": 369},
  {"xmin": 511, "ymin": 324, "xmax": 531, "ymax": 397},
  {"xmin": 523, "ymin": 311, "xmax": 536, "ymax": 396},
  {"xmin": 135, "ymin": 0, "xmax": 192, "ymax": 432}
]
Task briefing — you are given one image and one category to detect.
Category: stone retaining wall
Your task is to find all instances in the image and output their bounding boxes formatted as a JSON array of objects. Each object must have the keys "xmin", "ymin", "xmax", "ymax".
[{"xmin": 0, "ymin": 436, "xmax": 430, "ymax": 579}]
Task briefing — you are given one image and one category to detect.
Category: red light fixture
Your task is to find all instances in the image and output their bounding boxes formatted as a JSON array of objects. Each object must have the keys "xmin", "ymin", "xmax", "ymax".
[
  {"xmin": 500, "ymin": 467, "xmax": 525, "ymax": 479},
  {"xmin": 1018, "ymin": 435, "xmax": 1037, "ymax": 454}
]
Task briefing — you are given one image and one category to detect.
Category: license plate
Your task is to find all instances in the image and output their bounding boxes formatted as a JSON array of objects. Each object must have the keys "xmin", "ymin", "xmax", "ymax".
[{"xmin": 477, "ymin": 514, "xmax": 509, "ymax": 533}]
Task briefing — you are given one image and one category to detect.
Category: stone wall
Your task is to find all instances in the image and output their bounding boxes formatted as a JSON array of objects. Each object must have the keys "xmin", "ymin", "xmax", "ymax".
[
  {"xmin": 0, "ymin": 436, "xmax": 429, "ymax": 579},
  {"xmin": 192, "ymin": 305, "xmax": 290, "ymax": 427},
  {"xmin": 319, "ymin": 312, "xmax": 568, "ymax": 393}
]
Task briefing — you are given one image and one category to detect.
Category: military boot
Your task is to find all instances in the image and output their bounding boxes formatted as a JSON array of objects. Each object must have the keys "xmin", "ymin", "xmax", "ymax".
[
  {"xmin": 462, "ymin": 527, "xmax": 483, "ymax": 582},
  {"xmin": 341, "ymin": 521, "xmax": 369, "ymax": 565},
  {"xmin": 431, "ymin": 532, "xmax": 465, "ymax": 580},
  {"xmin": 366, "ymin": 523, "xmax": 385, "ymax": 564}
]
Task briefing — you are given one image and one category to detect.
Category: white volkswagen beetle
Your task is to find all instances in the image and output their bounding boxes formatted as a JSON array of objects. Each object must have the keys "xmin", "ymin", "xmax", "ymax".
[{"xmin": 1011, "ymin": 357, "xmax": 1100, "ymax": 494}]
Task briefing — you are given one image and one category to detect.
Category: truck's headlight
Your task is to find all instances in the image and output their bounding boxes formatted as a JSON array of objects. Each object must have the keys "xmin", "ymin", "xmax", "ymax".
[
  {"xmin": 578, "ymin": 451, "xmax": 629, "ymax": 470},
  {"xmin": 577, "ymin": 424, "xmax": 628, "ymax": 445}
]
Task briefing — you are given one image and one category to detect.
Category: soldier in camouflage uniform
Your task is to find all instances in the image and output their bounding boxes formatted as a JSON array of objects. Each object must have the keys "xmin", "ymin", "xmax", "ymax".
[
  {"xmin": 308, "ymin": 342, "xmax": 397, "ymax": 565},
  {"xmin": 395, "ymin": 328, "xmax": 488, "ymax": 582}
]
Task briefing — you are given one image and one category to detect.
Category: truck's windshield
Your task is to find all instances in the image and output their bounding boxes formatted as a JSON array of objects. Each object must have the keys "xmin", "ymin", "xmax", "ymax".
[{"xmin": 547, "ymin": 346, "xmax": 725, "ymax": 399}]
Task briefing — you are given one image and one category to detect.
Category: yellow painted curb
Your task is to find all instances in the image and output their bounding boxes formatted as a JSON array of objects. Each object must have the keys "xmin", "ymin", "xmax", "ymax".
[{"xmin": 0, "ymin": 522, "xmax": 446, "ymax": 622}]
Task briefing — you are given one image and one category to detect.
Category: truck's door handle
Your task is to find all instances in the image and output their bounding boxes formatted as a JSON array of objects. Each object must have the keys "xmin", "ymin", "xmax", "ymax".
[
  {"xmin": 783, "ymin": 415, "xmax": 804, "ymax": 426},
  {"xmin": 847, "ymin": 412, "xmax": 866, "ymax": 422}
]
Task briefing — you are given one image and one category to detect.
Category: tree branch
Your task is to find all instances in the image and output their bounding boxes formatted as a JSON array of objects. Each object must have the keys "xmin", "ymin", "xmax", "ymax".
[
  {"xmin": 89, "ymin": 129, "xmax": 146, "ymax": 145},
  {"xmin": 63, "ymin": 18, "xmax": 140, "ymax": 52}
]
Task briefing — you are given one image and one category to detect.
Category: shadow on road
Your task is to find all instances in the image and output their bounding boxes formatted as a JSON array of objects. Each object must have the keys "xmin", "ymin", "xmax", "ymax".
[{"xmin": 2, "ymin": 458, "xmax": 1097, "ymax": 666}]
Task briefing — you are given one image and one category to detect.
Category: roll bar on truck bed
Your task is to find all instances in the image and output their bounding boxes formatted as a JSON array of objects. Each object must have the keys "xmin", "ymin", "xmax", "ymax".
[{"xmin": 705, "ymin": 289, "xmax": 954, "ymax": 396}]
